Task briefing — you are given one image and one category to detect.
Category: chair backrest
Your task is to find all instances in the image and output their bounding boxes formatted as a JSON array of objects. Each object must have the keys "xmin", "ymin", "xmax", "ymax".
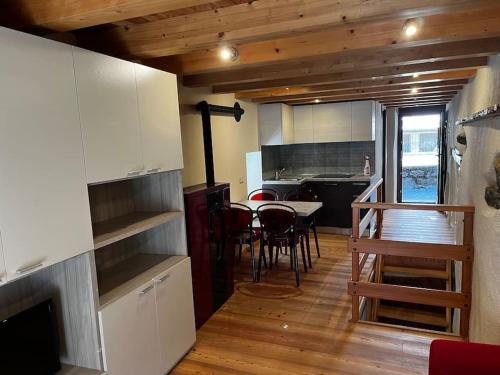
[
  {"xmin": 248, "ymin": 188, "xmax": 279, "ymax": 201},
  {"xmin": 224, "ymin": 202, "xmax": 254, "ymax": 235},
  {"xmin": 256, "ymin": 203, "xmax": 297, "ymax": 236},
  {"xmin": 284, "ymin": 189, "xmax": 317, "ymax": 202}
]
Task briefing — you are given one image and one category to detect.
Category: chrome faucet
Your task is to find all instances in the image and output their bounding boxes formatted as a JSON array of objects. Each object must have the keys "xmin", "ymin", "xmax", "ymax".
[{"xmin": 275, "ymin": 168, "xmax": 286, "ymax": 180}]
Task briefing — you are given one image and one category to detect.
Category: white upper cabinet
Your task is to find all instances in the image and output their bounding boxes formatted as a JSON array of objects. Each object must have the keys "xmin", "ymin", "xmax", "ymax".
[
  {"xmin": 258, "ymin": 103, "xmax": 294, "ymax": 146},
  {"xmin": 0, "ymin": 28, "xmax": 93, "ymax": 280},
  {"xmin": 0, "ymin": 232, "xmax": 6, "ymax": 285},
  {"xmin": 352, "ymin": 101, "xmax": 375, "ymax": 141},
  {"xmin": 134, "ymin": 64, "xmax": 183, "ymax": 174},
  {"xmin": 312, "ymin": 102, "xmax": 351, "ymax": 143},
  {"xmin": 73, "ymin": 48, "xmax": 143, "ymax": 184},
  {"xmin": 293, "ymin": 106, "xmax": 313, "ymax": 143}
]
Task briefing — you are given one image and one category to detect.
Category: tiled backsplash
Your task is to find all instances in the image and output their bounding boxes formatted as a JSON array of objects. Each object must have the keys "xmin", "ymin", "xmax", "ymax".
[{"xmin": 262, "ymin": 141, "xmax": 375, "ymax": 178}]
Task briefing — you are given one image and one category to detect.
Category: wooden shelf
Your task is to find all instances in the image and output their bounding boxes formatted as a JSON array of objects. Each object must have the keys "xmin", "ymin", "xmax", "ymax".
[
  {"xmin": 93, "ymin": 211, "xmax": 183, "ymax": 249},
  {"xmin": 98, "ymin": 253, "xmax": 186, "ymax": 308}
]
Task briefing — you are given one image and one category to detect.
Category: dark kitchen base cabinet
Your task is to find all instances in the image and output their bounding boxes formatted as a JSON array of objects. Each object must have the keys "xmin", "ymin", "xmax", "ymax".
[
  {"xmin": 303, "ymin": 181, "xmax": 369, "ymax": 228},
  {"xmin": 184, "ymin": 183, "xmax": 233, "ymax": 329}
]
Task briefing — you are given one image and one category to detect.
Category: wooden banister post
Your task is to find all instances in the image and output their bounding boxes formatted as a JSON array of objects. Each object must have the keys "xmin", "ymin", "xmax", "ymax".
[
  {"xmin": 460, "ymin": 212, "xmax": 474, "ymax": 338},
  {"xmin": 351, "ymin": 207, "xmax": 360, "ymax": 321}
]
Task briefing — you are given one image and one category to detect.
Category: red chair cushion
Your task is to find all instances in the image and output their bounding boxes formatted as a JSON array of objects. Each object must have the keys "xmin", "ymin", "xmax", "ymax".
[{"xmin": 429, "ymin": 339, "xmax": 500, "ymax": 375}]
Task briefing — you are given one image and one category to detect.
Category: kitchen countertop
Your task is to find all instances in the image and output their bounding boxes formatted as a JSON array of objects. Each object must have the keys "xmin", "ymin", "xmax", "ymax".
[{"xmin": 263, "ymin": 174, "xmax": 374, "ymax": 185}]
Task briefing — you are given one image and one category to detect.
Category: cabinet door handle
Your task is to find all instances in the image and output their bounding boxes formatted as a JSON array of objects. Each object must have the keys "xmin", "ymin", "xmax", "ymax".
[
  {"xmin": 156, "ymin": 274, "xmax": 170, "ymax": 284},
  {"xmin": 127, "ymin": 169, "xmax": 144, "ymax": 177},
  {"xmin": 352, "ymin": 194, "xmax": 359, "ymax": 198},
  {"xmin": 138, "ymin": 284, "xmax": 154, "ymax": 295},
  {"xmin": 325, "ymin": 183, "xmax": 339, "ymax": 186},
  {"xmin": 16, "ymin": 262, "xmax": 43, "ymax": 274},
  {"xmin": 352, "ymin": 183, "xmax": 368, "ymax": 186},
  {"xmin": 146, "ymin": 168, "xmax": 161, "ymax": 174}
]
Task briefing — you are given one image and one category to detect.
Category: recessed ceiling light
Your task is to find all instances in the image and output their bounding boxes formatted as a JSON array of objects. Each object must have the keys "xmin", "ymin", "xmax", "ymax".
[
  {"xmin": 403, "ymin": 19, "xmax": 419, "ymax": 37},
  {"xmin": 219, "ymin": 46, "xmax": 239, "ymax": 62},
  {"xmin": 315, "ymin": 99, "xmax": 320, "ymax": 103},
  {"xmin": 411, "ymin": 87, "xmax": 418, "ymax": 94},
  {"xmin": 413, "ymin": 73, "xmax": 420, "ymax": 78}
]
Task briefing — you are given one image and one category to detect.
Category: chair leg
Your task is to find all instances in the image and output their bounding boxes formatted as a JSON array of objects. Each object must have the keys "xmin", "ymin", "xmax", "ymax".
[
  {"xmin": 275, "ymin": 244, "xmax": 279, "ymax": 266},
  {"xmin": 312, "ymin": 218, "xmax": 320, "ymax": 258},
  {"xmin": 257, "ymin": 240, "xmax": 265, "ymax": 282},
  {"xmin": 299, "ymin": 236, "xmax": 308, "ymax": 272},
  {"xmin": 305, "ymin": 228, "xmax": 312, "ymax": 268},
  {"xmin": 292, "ymin": 241, "xmax": 300, "ymax": 287},
  {"xmin": 249, "ymin": 239, "xmax": 256, "ymax": 282},
  {"xmin": 268, "ymin": 244, "xmax": 274, "ymax": 270},
  {"xmin": 238, "ymin": 240, "xmax": 243, "ymax": 262}
]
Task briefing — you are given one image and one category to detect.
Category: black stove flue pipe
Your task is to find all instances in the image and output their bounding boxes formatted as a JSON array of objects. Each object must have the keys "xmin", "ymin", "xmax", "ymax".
[{"xmin": 196, "ymin": 101, "xmax": 244, "ymax": 187}]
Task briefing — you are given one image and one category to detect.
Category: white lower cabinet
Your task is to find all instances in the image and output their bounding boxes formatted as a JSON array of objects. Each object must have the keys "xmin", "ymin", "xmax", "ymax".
[
  {"xmin": 155, "ymin": 258, "xmax": 196, "ymax": 373},
  {"xmin": 99, "ymin": 258, "xmax": 196, "ymax": 375}
]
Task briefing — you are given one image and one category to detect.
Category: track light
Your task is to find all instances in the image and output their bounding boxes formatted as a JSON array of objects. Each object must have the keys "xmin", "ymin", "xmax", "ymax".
[{"xmin": 219, "ymin": 46, "xmax": 239, "ymax": 62}]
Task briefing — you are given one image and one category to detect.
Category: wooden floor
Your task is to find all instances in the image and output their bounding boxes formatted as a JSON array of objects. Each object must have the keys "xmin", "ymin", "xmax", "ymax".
[{"xmin": 173, "ymin": 234, "xmax": 456, "ymax": 374}]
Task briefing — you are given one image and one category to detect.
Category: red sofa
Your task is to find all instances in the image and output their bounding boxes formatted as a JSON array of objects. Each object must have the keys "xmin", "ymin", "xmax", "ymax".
[{"xmin": 429, "ymin": 339, "xmax": 500, "ymax": 375}]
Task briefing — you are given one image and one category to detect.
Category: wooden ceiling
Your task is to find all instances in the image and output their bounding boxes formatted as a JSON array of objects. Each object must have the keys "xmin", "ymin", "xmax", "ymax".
[{"xmin": 2, "ymin": 0, "xmax": 500, "ymax": 108}]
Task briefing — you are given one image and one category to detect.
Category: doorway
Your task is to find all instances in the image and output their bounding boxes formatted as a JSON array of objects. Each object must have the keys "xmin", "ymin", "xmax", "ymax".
[{"xmin": 397, "ymin": 106, "xmax": 445, "ymax": 203}]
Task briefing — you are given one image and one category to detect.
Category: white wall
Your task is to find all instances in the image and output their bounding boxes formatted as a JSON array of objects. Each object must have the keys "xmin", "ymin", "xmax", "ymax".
[
  {"xmin": 446, "ymin": 54, "xmax": 500, "ymax": 343},
  {"xmin": 178, "ymin": 86, "xmax": 259, "ymax": 201}
]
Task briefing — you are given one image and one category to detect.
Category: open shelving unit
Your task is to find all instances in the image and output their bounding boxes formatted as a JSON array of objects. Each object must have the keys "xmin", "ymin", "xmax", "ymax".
[{"xmin": 88, "ymin": 170, "xmax": 188, "ymax": 307}]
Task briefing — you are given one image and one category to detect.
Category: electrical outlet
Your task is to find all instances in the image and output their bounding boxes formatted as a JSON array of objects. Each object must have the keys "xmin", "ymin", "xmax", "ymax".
[{"xmin": 239, "ymin": 177, "xmax": 244, "ymax": 184}]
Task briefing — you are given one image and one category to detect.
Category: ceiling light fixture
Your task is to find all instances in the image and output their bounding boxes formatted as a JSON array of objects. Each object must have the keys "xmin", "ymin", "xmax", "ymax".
[
  {"xmin": 403, "ymin": 19, "xmax": 419, "ymax": 37},
  {"xmin": 411, "ymin": 87, "xmax": 418, "ymax": 94},
  {"xmin": 219, "ymin": 46, "xmax": 239, "ymax": 62},
  {"xmin": 413, "ymin": 73, "xmax": 420, "ymax": 78},
  {"xmin": 315, "ymin": 99, "xmax": 320, "ymax": 103}
]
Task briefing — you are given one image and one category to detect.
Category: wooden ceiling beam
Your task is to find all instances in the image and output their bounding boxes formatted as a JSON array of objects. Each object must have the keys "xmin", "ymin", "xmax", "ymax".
[
  {"xmin": 251, "ymin": 83, "xmax": 465, "ymax": 103},
  {"xmin": 0, "ymin": 0, "xmax": 218, "ymax": 32},
  {"xmin": 235, "ymin": 70, "xmax": 476, "ymax": 99},
  {"xmin": 75, "ymin": 0, "xmax": 496, "ymax": 58},
  {"xmin": 283, "ymin": 93, "xmax": 456, "ymax": 105},
  {"xmin": 385, "ymin": 101, "xmax": 451, "ymax": 107},
  {"xmin": 381, "ymin": 97, "xmax": 454, "ymax": 104},
  {"xmin": 213, "ymin": 57, "xmax": 487, "ymax": 93},
  {"xmin": 183, "ymin": 37, "xmax": 499, "ymax": 87},
  {"xmin": 163, "ymin": 5, "xmax": 500, "ymax": 74}
]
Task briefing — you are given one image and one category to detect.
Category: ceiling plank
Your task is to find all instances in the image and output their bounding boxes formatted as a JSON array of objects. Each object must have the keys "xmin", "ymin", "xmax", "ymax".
[
  {"xmin": 183, "ymin": 37, "xmax": 499, "ymax": 87},
  {"xmin": 76, "ymin": 0, "xmax": 496, "ymax": 58},
  {"xmin": 252, "ymin": 83, "xmax": 465, "ymax": 103},
  {"xmin": 213, "ymin": 57, "xmax": 487, "ymax": 93},
  {"xmin": 235, "ymin": 70, "xmax": 476, "ymax": 99},
  {"xmin": 163, "ymin": 5, "xmax": 500, "ymax": 74},
  {"xmin": 254, "ymin": 85, "xmax": 463, "ymax": 103},
  {"xmin": 0, "ymin": 0, "xmax": 219, "ymax": 32}
]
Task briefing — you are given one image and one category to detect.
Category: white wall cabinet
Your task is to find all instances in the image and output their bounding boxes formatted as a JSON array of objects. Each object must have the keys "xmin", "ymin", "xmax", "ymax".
[
  {"xmin": 352, "ymin": 101, "xmax": 375, "ymax": 141},
  {"xmin": 313, "ymin": 102, "xmax": 351, "ymax": 142},
  {"xmin": 135, "ymin": 64, "xmax": 184, "ymax": 174},
  {"xmin": 0, "ymin": 232, "xmax": 6, "ymax": 285},
  {"xmin": 155, "ymin": 258, "xmax": 196, "ymax": 373},
  {"xmin": 291, "ymin": 101, "xmax": 376, "ymax": 143},
  {"xmin": 99, "ymin": 258, "xmax": 196, "ymax": 375},
  {"xmin": 258, "ymin": 103, "xmax": 294, "ymax": 146},
  {"xmin": 0, "ymin": 27, "xmax": 94, "ymax": 281},
  {"xmin": 73, "ymin": 48, "xmax": 144, "ymax": 184},
  {"xmin": 99, "ymin": 279, "xmax": 161, "ymax": 375},
  {"xmin": 293, "ymin": 106, "xmax": 314, "ymax": 143}
]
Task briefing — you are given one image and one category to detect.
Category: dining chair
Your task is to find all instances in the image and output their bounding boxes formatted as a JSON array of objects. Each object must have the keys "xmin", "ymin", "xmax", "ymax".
[
  {"xmin": 256, "ymin": 203, "xmax": 307, "ymax": 287},
  {"xmin": 283, "ymin": 190, "xmax": 321, "ymax": 268},
  {"xmin": 223, "ymin": 202, "xmax": 260, "ymax": 281},
  {"xmin": 248, "ymin": 188, "xmax": 279, "ymax": 201}
]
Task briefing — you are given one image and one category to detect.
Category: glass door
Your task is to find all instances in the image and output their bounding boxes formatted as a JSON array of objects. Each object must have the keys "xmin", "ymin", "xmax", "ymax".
[{"xmin": 398, "ymin": 108, "xmax": 444, "ymax": 203}]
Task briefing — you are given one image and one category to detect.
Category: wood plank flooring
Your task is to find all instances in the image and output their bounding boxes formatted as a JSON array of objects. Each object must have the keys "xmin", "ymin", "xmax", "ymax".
[{"xmin": 172, "ymin": 234, "xmax": 458, "ymax": 374}]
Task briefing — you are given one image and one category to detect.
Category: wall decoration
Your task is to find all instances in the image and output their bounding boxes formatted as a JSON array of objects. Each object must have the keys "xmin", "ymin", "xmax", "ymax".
[{"xmin": 485, "ymin": 154, "xmax": 500, "ymax": 209}]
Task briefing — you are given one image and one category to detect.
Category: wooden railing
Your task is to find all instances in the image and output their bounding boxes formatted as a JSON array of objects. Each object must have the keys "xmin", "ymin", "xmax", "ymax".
[{"xmin": 349, "ymin": 178, "xmax": 475, "ymax": 337}]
